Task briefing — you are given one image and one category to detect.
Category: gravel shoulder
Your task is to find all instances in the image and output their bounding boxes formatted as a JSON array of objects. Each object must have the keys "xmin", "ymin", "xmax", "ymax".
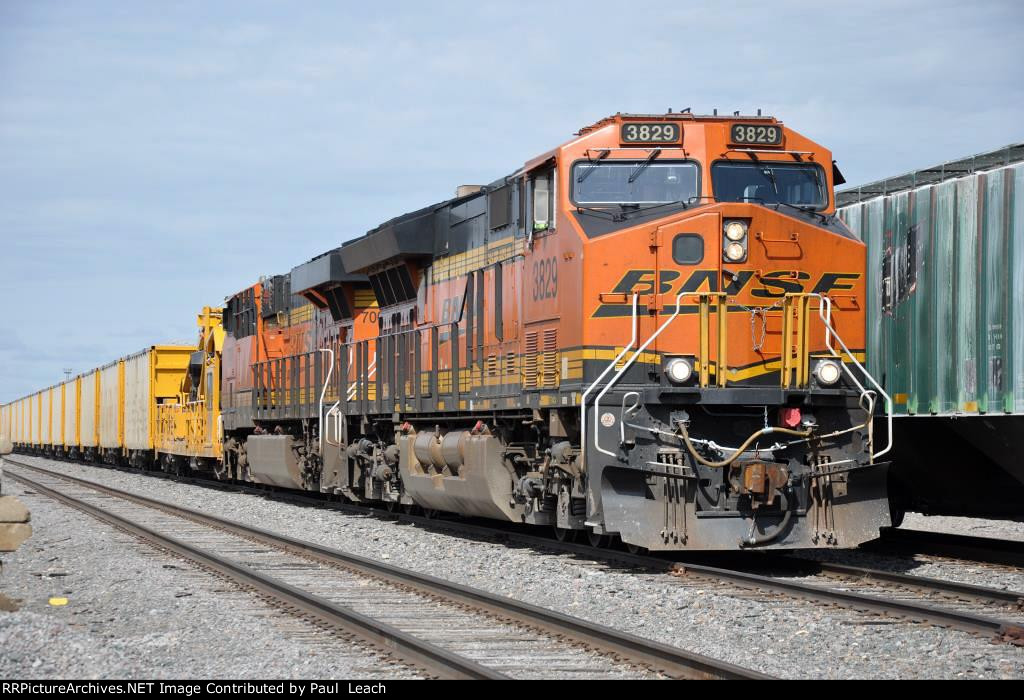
[
  {"xmin": 0, "ymin": 471, "xmax": 420, "ymax": 680},
  {"xmin": 902, "ymin": 513, "xmax": 1024, "ymax": 543},
  {"xmin": 5, "ymin": 456, "xmax": 1024, "ymax": 679}
]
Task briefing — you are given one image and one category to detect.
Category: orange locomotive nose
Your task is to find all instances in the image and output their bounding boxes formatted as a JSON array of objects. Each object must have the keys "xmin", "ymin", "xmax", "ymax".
[{"xmin": 569, "ymin": 114, "xmax": 887, "ymax": 550}]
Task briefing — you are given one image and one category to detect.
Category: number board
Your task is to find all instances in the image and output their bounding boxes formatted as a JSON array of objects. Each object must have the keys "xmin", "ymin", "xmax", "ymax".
[
  {"xmin": 620, "ymin": 122, "xmax": 681, "ymax": 144},
  {"xmin": 729, "ymin": 123, "xmax": 783, "ymax": 146}
]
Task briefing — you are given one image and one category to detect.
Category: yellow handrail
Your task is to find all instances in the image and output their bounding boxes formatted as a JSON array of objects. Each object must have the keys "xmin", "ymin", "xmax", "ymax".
[
  {"xmin": 684, "ymin": 292, "xmax": 728, "ymax": 388},
  {"xmin": 781, "ymin": 294, "xmax": 815, "ymax": 388}
]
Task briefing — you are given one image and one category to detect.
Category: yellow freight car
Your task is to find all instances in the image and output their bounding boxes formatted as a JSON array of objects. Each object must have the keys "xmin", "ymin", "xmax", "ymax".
[
  {"xmin": 8, "ymin": 398, "xmax": 17, "ymax": 447},
  {"xmin": 122, "ymin": 345, "xmax": 193, "ymax": 468},
  {"xmin": 79, "ymin": 369, "xmax": 99, "ymax": 459},
  {"xmin": 155, "ymin": 308, "xmax": 224, "ymax": 472},
  {"xmin": 31, "ymin": 391, "xmax": 41, "ymax": 449},
  {"xmin": 9, "ymin": 398, "xmax": 19, "ymax": 447},
  {"xmin": 21, "ymin": 395, "xmax": 31, "ymax": 448},
  {"xmin": 40, "ymin": 387, "xmax": 50, "ymax": 450},
  {"xmin": 98, "ymin": 359, "xmax": 124, "ymax": 463},
  {"xmin": 62, "ymin": 375, "xmax": 81, "ymax": 458},
  {"xmin": 2, "ymin": 345, "xmax": 191, "ymax": 465}
]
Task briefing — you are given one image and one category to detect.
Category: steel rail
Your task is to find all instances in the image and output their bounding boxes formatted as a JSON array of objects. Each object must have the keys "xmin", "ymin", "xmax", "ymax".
[
  {"xmin": 275, "ymin": 491, "xmax": 1024, "ymax": 643},
  {"xmin": 6, "ymin": 468, "xmax": 506, "ymax": 680},
  {"xmin": 754, "ymin": 555, "xmax": 1024, "ymax": 608},
  {"xmin": 6, "ymin": 461, "xmax": 768, "ymax": 680},
  {"xmin": 11, "ymin": 456, "xmax": 1024, "ymax": 646},
  {"xmin": 462, "ymin": 528, "xmax": 1024, "ymax": 645}
]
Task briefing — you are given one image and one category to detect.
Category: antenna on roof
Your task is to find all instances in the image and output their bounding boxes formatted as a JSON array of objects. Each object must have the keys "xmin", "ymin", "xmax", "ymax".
[
  {"xmin": 713, "ymin": 108, "xmax": 718, "ymax": 116},
  {"xmin": 667, "ymin": 108, "xmax": 672, "ymax": 114},
  {"xmin": 734, "ymin": 110, "xmax": 740, "ymax": 116},
  {"xmin": 757, "ymin": 108, "xmax": 762, "ymax": 116},
  {"xmin": 63, "ymin": 368, "xmax": 72, "ymax": 381},
  {"xmin": 682, "ymin": 107, "xmax": 691, "ymax": 114}
]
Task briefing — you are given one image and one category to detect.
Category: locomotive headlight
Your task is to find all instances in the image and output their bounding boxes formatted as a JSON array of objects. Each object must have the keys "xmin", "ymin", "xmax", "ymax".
[
  {"xmin": 665, "ymin": 357, "xmax": 694, "ymax": 384},
  {"xmin": 725, "ymin": 220, "xmax": 747, "ymax": 241},
  {"xmin": 725, "ymin": 241, "xmax": 746, "ymax": 261},
  {"xmin": 814, "ymin": 359, "xmax": 842, "ymax": 386}
]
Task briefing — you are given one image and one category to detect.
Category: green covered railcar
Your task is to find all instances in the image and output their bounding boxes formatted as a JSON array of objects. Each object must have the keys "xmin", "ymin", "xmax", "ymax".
[{"xmin": 838, "ymin": 144, "xmax": 1024, "ymax": 518}]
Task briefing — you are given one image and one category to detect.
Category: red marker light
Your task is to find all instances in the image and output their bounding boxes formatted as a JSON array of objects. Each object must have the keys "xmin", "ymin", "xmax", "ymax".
[{"xmin": 780, "ymin": 407, "xmax": 802, "ymax": 428}]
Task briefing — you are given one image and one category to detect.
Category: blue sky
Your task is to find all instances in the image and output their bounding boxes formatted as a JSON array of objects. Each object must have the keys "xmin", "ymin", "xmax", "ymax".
[{"xmin": 1, "ymin": 1, "xmax": 1022, "ymax": 402}]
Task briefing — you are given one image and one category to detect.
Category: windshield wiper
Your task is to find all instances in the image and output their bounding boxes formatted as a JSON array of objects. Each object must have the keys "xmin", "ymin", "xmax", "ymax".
[
  {"xmin": 575, "ymin": 205, "xmax": 620, "ymax": 221},
  {"xmin": 628, "ymin": 148, "xmax": 661, "ymax": 183},
  {"xmin": 575, "ymin": 200, "xmax": 688, "ymax": 223},
  {"xmin": 577, "ymin": 149, "xmax": 610, "ymax": 185},
  {"xmin": 757, "ymin": 166, "xmax": 828, "ymax": 223},
  {"xmin": 624, "ymin": 199, "xmax": 691, "ymax": 217},
  {"xmin": 761, "ymin": 165, "xmax": 779, "ymax": 195},
  {"xmin": 774, "ymin": 201, "xmax": 829, "ymax": 224}
]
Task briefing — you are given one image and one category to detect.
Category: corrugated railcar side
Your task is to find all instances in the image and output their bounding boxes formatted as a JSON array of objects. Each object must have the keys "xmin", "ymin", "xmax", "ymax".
[{"xmin": 839, "ymin": 148, "xmax": 1024, "ymax": 517}]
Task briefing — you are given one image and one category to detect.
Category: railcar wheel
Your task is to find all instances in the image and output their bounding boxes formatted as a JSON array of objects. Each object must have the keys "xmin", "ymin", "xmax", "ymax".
[
  {"xmin": 625, "ymin": 542, "xmax": 647, "ymax": 555},
  {"xmin": 554, "ymin": 527, "xmax": 577, "ymax": 543},
  {"xmin": 401, "ymin": 503, "xmax": 419, "ymax": 515},
  {"xmin": 587, "ymin": 531, "xmax": 609, "ymax": 548},
  {"xmin": 385, "ymin": 501, "xmax": 398, "ymax": 513}
]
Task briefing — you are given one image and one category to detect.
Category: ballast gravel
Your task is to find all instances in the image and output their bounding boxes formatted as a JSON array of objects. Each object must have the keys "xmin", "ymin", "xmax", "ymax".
[
  {"xmin": 902, "ymin": 512, "xmax": 1024, "ymax": 542},
  {"xmin": 0, "ymin": 470, "xmax": 421, "ymax": 680},
  {"xmin": 790, "ymin": 513, "xmax": 1024, "ymax": 593},
  {"xmin": 5, "ymin": 455, "xmax": 1024, "ymax": 680}
]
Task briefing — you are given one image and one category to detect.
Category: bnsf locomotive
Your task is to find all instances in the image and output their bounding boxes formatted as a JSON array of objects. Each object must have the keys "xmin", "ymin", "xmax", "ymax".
[{"xmin": 3, "ymin": 113, "xmax": 894, "ymax": 550}]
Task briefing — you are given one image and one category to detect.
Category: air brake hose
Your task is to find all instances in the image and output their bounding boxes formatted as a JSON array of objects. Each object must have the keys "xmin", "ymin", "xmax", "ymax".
[{"xmin": 675, "ymin": 420, "xmax": 811, "ymax": 469}]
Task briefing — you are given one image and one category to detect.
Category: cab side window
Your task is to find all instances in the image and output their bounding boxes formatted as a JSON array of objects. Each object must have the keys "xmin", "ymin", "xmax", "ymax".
[{"xmin": 530, "ymin": 167, "xmax": 555, "ymax": 232}]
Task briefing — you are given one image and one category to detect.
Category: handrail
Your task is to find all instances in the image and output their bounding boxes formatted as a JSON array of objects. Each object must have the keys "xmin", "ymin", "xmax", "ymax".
[
  {"xmin": 584, "ymin": 290, "xmax": 891, "ymax": 465},
  {"xmin": 348, "ymin": 355, "xmax": 376, "ymax": 401},
  {"xmin": 781, "ymin": 294, "xmax": 813, "ymax": 388},
  {"xmin": 686, "ymin": 292, "xmax": 728, "ymax": 387},
  {"xmin": 317, "ymin": 348, "xmax": 334, "ymax": 462},
  {"xmin": 593, "ymin": 291, "xmax": 688, "ymax": 457},
  {"xmin": 805, "ymin": 293, "xmax": 893, "ymax": 459},
  {"xmin": 580, "ymin": 295, "xmax": 638, "ymax": 470},
  {"xmin": 323, "ymin": 403, "xmax": 342, "ymax": 447},
  {"xmin": 780, "ymin": 292, "xmax": 892, "ymax": 460}
]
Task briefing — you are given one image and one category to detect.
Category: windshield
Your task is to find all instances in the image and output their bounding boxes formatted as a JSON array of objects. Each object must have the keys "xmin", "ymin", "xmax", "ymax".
[
  {"xmin": 712, "ymin": 162, "xmax": 826, "ymax": 208},
  {"xmin": 572, "ymin": 161, "xmax": 699, "ymax": 205}
]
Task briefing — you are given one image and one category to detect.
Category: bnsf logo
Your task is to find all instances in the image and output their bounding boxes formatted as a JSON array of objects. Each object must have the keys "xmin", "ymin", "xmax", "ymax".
[{"xmin": 594, "ymin": 269, "xmax": 860, "ymax": 317}]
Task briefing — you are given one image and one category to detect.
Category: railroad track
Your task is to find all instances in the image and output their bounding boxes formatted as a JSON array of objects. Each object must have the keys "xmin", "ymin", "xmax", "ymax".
[
  {"xmin": 5, "ymin": 460, "xmax": 767, "ymax": 680},
  {"xmin": 872, "ymin": 527, "xmax": 1024, "ymax": 569},
  {"xmin": 411, "ymin": 522, "xmax": 1024, "ymax": 646},
  {"xmin": 167, "ymin": 462, "xmax": 1024, "ymax": 643},
  {"xmin": 10, "ymin": 455, "xmax": 1024, "ymax": 647}
]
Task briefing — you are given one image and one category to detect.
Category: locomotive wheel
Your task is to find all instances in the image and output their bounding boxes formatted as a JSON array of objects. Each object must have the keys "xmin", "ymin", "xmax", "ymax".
[
  {"xmin": 385, "ymin": 501, "xmax": 398, "ymax": 513},
  {"xmin": 401, "ymin": 502, "xmax": 419, "ymax": 515},
  {"xmin": 887, "ymin": 476, "xmax": 909, "ymax": 529},
  {"xmin": 553, "ymin": 527, "xmax": 577, "ymax": 543},
  {"xmin": 587, "ymin": 531, "xmax": 609, "ymax": 548}
]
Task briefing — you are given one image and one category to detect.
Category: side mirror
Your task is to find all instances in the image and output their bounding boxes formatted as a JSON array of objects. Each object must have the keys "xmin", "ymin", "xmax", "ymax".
[{"xmin": 0, "ymin": 437, "xmax": 12, "ymax": 456}]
